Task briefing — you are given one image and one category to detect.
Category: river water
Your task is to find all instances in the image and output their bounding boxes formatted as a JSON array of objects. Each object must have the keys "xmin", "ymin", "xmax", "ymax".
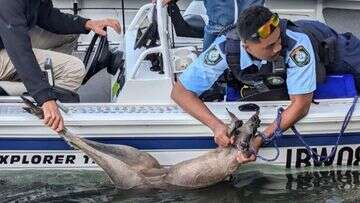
[{"xmin": 1, "ymin": 165, "xmax": 359, "ymax": 203}]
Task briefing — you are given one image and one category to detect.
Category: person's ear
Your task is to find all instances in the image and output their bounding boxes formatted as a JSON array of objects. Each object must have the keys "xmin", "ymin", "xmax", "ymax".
[{"xmin": 243, "ymin": 43, "xmax": 251, "ymax": 52}]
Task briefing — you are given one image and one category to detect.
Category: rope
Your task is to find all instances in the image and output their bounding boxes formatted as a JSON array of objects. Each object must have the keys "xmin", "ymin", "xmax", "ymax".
[{"xmin": 250, "ymin": 96, "xmax": 358, "ymax": 162}]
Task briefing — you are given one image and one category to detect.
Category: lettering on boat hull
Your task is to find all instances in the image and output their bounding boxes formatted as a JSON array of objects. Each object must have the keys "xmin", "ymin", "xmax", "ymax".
[
  {"xmin": 0, "ymin": 152, "xmax": 97, "ymax": 169},
  {"xmin": 285, "ymin": 145, "xmax": 360, "ymax": 168},
  {"xmin": 1, "ymin": 145, "xmax": 360, "ymax": 169}
]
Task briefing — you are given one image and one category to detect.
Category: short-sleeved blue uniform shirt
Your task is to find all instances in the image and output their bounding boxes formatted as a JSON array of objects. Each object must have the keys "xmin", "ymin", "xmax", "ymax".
[{"xmin": 179, "ymin": 29, "xmax": 317, "ymax": 96}]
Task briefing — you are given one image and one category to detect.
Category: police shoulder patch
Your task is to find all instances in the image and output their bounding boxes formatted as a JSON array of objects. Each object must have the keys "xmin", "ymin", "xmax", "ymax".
[
  {"xmin": 204, "ymin": 46, "xmax": 222, "ymax": 66},
  {"xmin": 290, "ymin": 45, "xmax": 310, "ymax": 67}
]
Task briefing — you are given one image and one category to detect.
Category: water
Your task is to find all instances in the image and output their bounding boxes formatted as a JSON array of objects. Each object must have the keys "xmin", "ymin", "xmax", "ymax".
[{"xmin": 1, "ymin": 166, "xmax": 360, "ymax": 203}]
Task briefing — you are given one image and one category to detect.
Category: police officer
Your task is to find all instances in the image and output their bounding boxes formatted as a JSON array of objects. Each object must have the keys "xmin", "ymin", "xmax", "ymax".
[
  {"xmin": 171, "ymin": 5, "xmax": 360, "ymax": 163},
  {"xmin": 0, "ymin": 0, "xmax": 121, "ymax": 132}
]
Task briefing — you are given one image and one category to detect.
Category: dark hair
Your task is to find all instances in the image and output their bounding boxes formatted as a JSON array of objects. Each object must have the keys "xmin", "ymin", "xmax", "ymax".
[{"xmin": 237, "ymin": 6, "xmax": 274, "ymax": 42}]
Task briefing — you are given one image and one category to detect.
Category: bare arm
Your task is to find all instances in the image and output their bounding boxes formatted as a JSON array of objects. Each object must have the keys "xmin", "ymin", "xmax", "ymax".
[
  {"xmin": 235, "ymin": 93, "xmax": 313, "ymax": 163},
  {"xmin": 171, "ymin": 81, "xmax": 232, "ymax": 147},
  {"xmin": 253, "ymin": 93, "xmax": 313, "ymax": 149}
]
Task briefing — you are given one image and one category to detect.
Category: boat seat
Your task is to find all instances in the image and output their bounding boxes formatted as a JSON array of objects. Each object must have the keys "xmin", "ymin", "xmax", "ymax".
[
  {"xmin": 0, "ymin": 81, "xmax": 80, "ymax": 103},
  {"xmin": 314, "ymin": 74, "xmax": 357, "ymax": 99},
  {"xmin": 168, "ymin": 0, "xmax": 208, "ymax": 38},
  {"xmin": 183, "ymin": 15, "xmax": 206, "ymax": 35},
  {"xmin": 323, "ymin": 8, "xmax": 360, "ymax": 39},
  {"xmin": 183, "ymin": 0, "xmax": 208, "ymax": 35},
  {"xmin": 0, "ymin": 81, "xmax": 27, "ymax": 96},
  {"xmin": 225, "ymin": 74, "xmax": 357, "ymax": 101}
]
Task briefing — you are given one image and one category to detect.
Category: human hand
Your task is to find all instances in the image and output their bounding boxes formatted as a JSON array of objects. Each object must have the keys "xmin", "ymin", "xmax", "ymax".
[
  {"xmin": 85, "ymin": 19, "xmax": 122, "ymax": 36},
  {"xmin": 235, "ymin": 136, "xmax": 261, "ymax": 164},
  {"xmin": 213, "ymin": 123, "xmax": 233, "ymax": 148},
  {"xmin": 235, "ymin": 151, "xmax": 256, "ymax": 164},
  {"xmin": 42, "ymin": 100, "xmax": 64, "ymax": 132}
]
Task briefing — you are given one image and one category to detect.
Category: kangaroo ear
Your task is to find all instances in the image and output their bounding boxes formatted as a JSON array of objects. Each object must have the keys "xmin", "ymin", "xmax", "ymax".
[
  {"xmin": 251, "ymin": 110, "xmax": 260, "ymax": 121},
  {"xmin": 226, "ymin": 108, "xmax": 243, "ymax": 133},
  {"xmin": 226, "ymin": 108, "xmax": 240, "ymax": 123}
]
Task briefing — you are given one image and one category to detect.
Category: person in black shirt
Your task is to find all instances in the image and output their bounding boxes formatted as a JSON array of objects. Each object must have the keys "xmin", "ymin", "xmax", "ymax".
[{"xmin": 0, "ymin": 0, "xmax": 121, "ymax": 132}]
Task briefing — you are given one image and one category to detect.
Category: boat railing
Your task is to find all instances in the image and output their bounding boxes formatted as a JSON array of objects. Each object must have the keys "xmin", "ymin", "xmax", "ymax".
[
  {"xmin": 126, "ymin": 0, "xmax": 173, "ymax": 81},
  {"xmin": 115, "ymin": 0, "xmax": 176, "ymax": 104}
]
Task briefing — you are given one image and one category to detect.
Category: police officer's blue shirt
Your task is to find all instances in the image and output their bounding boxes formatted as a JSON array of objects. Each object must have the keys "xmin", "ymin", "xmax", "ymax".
[{"xmin": 179, "ymin": 29, "xmax": 317, "ymax": 96}]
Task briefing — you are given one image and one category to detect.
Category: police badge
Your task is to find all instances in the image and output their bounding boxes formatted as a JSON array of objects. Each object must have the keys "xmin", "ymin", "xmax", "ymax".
[
  {"xmin": 204, "ymin": 47, "xmax": 222, "ymax": 66},
  {"xmin": 290, "ymin": 45, "xmax": 310, "ymax": 67}
]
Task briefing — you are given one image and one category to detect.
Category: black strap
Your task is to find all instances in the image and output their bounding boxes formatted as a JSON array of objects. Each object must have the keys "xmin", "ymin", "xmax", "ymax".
[
  {"xmin": 239, "ymin": 88, "xmax": 289, "ymax": 101},
  {"xmin": 226, "ymin": 53, "xmax": 242, "ymax": 82},
  {"xmin": 290, "ymin": 21, "xmax": 328, "ymax": 83},
  {"xmin": 223, "ymin": 37, "xmax": 250, "ymax": 86}
]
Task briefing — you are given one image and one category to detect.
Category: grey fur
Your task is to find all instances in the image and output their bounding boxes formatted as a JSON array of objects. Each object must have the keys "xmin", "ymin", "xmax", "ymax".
[
  {"xmin": 14, "ymin": 94, "xmax": 261, "ymax": 191},
  {"xmin": 57, "ymin": 111, "xmax": 260, "ymax": 190}
]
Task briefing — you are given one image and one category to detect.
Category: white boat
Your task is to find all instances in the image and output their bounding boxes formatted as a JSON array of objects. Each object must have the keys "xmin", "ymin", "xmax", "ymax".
[{"xmin": 1, "ymin": 0, "xmax": 360, "ymax": 170}]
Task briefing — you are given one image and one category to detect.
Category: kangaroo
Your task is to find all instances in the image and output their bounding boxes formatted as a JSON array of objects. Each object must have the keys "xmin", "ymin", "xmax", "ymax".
[{"xmin": 22, "ymin": 96, "xmax": 260, "ymax": 190}]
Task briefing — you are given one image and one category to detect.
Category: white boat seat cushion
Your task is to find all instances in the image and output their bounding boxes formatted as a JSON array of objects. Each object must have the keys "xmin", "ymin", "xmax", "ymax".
[
  {"xmin": 183, "ymin": 0, "xmax": 208, "ymax": 34},
  {"xmin": 0, "ymin": 81, "xmax": 27, "ymax": 96}
]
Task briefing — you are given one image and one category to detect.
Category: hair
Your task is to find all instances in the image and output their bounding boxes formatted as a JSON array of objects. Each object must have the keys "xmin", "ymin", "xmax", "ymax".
[{"xmin": 237, "ymin": 6, "xmax": 274, "ymax": 43}]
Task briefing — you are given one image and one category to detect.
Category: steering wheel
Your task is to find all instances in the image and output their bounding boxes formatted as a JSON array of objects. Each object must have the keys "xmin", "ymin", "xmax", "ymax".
[
  {"xmin": 82, "ymin": 28, "xmax": 124, "ymax": 85},
  {"xmin": 83, "ymin": 33, "xmax": 105, "ymax": 67},
  {"xmin": 82, "ymin": 33, "xmax": 108, "ymax": 84}
]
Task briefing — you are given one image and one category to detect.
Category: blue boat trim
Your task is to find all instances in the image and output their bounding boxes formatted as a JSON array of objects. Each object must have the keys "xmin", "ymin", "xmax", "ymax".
[{"xmin": 0, "ymin": 132, "xmax": 360, "ymax": 150}]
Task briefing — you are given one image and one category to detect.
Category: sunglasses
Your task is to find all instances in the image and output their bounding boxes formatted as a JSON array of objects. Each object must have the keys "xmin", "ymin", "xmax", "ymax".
[{"xmin": 249, "ymin": 13, "xmax": 280, "ymax": 40}]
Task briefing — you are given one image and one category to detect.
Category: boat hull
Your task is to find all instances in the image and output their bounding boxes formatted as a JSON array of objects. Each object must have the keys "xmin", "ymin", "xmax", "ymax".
[
  {"xmin": 1, "ymin": 132, "xmax": 360, "ymax": 169},
  {"xmin": 1, "ymin": 98, "xmax": 360, "ymax": 170}
]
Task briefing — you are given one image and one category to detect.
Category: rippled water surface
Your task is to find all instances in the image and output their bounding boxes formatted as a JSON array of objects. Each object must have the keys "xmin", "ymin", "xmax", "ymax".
[{"xmin": 1, "ymin": 166, "xmax": 360, "ymax": 203}]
